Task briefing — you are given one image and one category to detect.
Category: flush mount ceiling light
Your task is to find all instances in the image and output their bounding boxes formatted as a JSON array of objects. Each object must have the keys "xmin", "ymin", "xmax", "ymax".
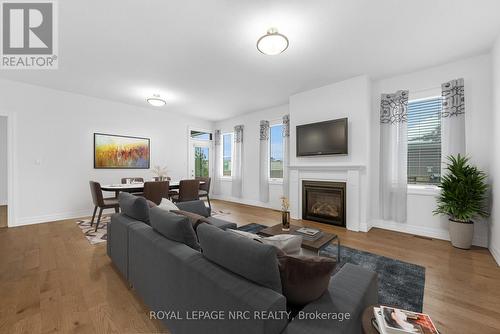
[
  {"xmin": 146, "ymin": 94, "xmax": 166, "ymax": 107},
  {"xmin": 256, "ymin": 28, "xmax": 289, "ymax": 55}
]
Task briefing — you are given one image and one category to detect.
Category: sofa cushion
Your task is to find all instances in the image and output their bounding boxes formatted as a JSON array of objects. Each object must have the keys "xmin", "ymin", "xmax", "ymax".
[
  {"xmin": 226, "ymin": 230, "xmax": 302, "ymax": 255},
  {"xmin": 149, "ymin": 207, "xmax": 200, "ymax": 251},
  {"xmin": 197, "ymin": 223, "xmax": 282, "ymax": 293},
  {"xmin": 203, "ymin": 216, "xmax": 237, "ymax": 230},
  {"xmin": 118, "ymin": 192, "xmax": 150, "ymax": 224},
  {"xmin": 277, "ymin": 253, "xmax": 336, "ymax": 306},
  {"xmin": 175, "ymin": 200, "xmax": 210, "ymax": 217},
  {"xmin": 171, "ymin": 209, "xmax": 208, "ymax": 231}
]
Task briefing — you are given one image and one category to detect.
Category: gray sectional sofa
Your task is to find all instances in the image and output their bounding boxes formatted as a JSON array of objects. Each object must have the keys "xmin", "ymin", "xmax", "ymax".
[{"xmin": 107, "ymin": 193, "xmax": 378, "ymax": 334}]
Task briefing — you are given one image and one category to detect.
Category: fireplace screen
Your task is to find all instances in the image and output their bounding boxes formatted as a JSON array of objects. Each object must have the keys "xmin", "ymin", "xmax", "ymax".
[{"xmin": 302, "ymin": 181, "xmax": 346, "ymax": 226}]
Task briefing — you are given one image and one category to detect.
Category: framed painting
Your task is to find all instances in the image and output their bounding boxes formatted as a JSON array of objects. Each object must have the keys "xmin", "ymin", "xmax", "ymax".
[{"xmin": 94, "ymin": 133, "xmax": 150, "ymax": 169}]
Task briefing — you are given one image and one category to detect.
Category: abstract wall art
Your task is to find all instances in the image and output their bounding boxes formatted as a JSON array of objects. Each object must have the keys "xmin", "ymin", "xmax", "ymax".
[{"xmin": 94, "ymin": 133, "xmax": 150, "ymax": 169}]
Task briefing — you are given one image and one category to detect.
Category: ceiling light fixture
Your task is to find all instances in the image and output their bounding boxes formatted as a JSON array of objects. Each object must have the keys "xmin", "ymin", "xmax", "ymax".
[
  {"xmin": 256, "ymin": 28, "xmax": 289, "ymax": 56},
  {"xmin": 146, "ymin": 94, "xmax": 166, "ymax": 107}
]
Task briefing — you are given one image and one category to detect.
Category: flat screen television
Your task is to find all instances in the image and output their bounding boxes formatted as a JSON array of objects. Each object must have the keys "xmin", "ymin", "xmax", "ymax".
[{"xmin": 296, "ymin": 118, "xmax": 348, "ymax": 156}]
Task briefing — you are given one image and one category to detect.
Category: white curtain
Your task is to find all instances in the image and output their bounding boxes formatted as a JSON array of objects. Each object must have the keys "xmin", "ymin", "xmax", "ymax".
[
  {"xmin": 282, "ymin": 115, "xmax": 290, "ymax": 198},
  {"xmin": 259, "ymin": 121, "xmax": 270, "ymax": 202},
  {"xmin": 232, "ymin": 125, "xmax": 244, "ymax": 198},
  {"xmin": 441, "ymin": 78, "xmax": 465, "ymax": 159},
  {"xmin": 212, "ymin": 129, "xmax": 222, "ymax": 195},
  {"xmin": 380, "ymin": 90, "xmax": 408, "ymax": 223}
]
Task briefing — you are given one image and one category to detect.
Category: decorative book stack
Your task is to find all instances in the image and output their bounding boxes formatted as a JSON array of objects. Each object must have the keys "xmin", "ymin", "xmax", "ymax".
[
  {"xmin": 373, "ymin": 306, "xmax": 438, "ymax": 334},
  {"xmin": 294, "ymin": 227, "xmax": 323, "ymax": 241}
]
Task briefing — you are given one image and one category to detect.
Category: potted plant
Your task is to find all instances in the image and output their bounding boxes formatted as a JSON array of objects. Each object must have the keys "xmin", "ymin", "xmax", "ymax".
[
  {"xmin": 152, "ymin": 165, "xmax": 169, "ymax": 181},
  {"xmin": 280, "ymin": 196, "xmax": 290, "ymax": 231},
  {"xmin": 433, "ymin": 154, "xmax": 489, "ymax": 249}
]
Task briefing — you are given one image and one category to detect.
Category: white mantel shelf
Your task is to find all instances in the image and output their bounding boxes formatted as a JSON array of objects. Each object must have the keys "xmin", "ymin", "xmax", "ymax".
[{"xmin": 289, "ymin": 164, "xmax": 366, "ymax": 171}]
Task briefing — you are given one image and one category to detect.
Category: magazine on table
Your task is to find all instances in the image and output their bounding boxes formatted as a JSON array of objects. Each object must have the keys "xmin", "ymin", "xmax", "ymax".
[
  {"xmin": 296, "ymin": 227, "xmax": 321, "ymax": 236},
  {"xmin": 373, "ymin": 306, "xmax": 438, "ymax": 334}
]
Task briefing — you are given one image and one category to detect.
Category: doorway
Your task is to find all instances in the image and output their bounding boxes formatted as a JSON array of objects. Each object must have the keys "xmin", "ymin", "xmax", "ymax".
[
  {"xmin": 188, "ymin": 129, "xmax": 213, "ymax": 179},
  {"xmin": 0, "ymin": 116, "xmax": 7, "ymax": 228}
]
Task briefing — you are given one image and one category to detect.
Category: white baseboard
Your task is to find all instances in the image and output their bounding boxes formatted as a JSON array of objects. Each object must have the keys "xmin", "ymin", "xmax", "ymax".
[
  {"xmin": 211, "ymin": 194, "xmax": 280, "ymax": 211},
  {"xmin": 370, "ymin": 219, "xmax": 488, "ymax": 247},
  {"xmin": 489, "ymin": 245, "xmax": 500, "ymax": 266},
  {"xmin": 11, "ymin": 209, "xmax": 92, "ymax": 227}
]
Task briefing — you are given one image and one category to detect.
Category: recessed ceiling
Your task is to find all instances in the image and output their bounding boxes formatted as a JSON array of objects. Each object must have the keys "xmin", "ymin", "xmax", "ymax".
[{"xmin": 1, "ymin": 0, "xmax": 500, "ymax": 121}]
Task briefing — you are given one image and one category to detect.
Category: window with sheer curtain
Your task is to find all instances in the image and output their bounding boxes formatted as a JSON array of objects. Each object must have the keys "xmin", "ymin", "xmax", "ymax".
[
  {"xmin": 407, "ymin": 97, "xmax": 442, "ymax": 185},
  {"xmin": 222, "ymin": 133, "xmax": 232, "ymax": 177}
]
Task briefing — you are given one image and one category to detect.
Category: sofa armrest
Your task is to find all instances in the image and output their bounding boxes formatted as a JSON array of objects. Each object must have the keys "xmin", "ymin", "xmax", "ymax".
[
  {"xmin": 175, "ymin": 200, "xmax": 211, "ymax": 217},
  {"xmin": 285, "ymin": 263, "xmax": 378, "ymax": 334}
]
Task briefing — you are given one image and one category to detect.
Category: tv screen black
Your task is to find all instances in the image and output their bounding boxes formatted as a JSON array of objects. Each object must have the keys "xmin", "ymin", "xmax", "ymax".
[{"xmin": 296, "ymin": 118, "xmax": 348, "ymax": 156}]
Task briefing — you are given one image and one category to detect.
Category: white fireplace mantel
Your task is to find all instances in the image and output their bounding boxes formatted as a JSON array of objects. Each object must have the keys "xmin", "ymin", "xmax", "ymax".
[{"xmin": 289, "ymin": 164, "xmax": 366, "ymax": 232}]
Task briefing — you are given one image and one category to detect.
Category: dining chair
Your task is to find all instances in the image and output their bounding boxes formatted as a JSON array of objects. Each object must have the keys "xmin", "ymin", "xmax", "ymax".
[
  {"xmin": 171, "ymin": 179, "xmax": 200, "ymax": 203},
  {"xmin": 89, "ymin": 181, "xmax": 119, "ymax": 232},
  {"xmin": 143, "ymin": 181, "xmax": 169, "ymax": 205},
  {"xmin": 195, "ymin": 176, "xmax": 212, "ymax": 209}
]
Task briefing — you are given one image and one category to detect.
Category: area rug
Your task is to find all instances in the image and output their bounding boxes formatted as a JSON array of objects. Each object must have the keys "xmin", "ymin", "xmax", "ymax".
[
  {"xmin": 238, "ymin": 223, "xmax": 426, "ymax": 312},
  {"xmin": 76, "ymin": 216, "xmax": 109, "ymax": 245}
]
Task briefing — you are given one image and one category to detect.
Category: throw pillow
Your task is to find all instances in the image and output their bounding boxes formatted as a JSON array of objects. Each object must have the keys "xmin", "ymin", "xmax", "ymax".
[
  {"xmin": 149, "ymin": 207, "xmax": 200, "ymax": 251},
  {"xmin": 118, "ymin": 192, "xmax": 150, "ymax": 224},
  {"xmin": 277, "ymin": 252, "xmax": 336, "ymax": 306},
  {"xmin": 157, "ymin": 198, "xmax": 179, "ymax": 211},
  {"xmin": 171, "ymin": 209, "xmax": 209, "ymax": 231}
]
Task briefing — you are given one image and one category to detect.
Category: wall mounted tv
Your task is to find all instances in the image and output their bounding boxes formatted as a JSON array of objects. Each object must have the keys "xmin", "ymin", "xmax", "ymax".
[{"xmin": 296, "ymin": 118, "xmax": 348, "ymax": 156}]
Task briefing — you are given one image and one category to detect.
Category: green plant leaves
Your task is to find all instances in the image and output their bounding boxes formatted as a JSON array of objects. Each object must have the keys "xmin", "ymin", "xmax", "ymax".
[{"xmin": 433, "ymin": 154, "xmax": 489, "ymax": 222}]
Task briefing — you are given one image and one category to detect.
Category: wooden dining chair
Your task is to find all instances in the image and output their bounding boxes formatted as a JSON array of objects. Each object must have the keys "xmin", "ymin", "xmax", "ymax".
[
  {"xmin": 195, "ymin": 176, "xmax": 212, "ymax": 209},
  {"xmin": 143, "ymin": 181, "xmax": 169, "ymax": 205},
  {"xmin": 89, "ymin": 181, "xmax": 119, "ymax": 232},
  {"xmin": 171, "ymin": 180, "xmax": 200, "ymax": 203}
]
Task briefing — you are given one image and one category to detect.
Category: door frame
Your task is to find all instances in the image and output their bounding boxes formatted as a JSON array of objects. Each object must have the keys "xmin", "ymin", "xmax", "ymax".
[
  {"xmin": 187, "ymin": 127, "xmax": 214, "ymax": 179},
  {"xmin": 0, "ymin": 110, "xmax": 16, "ymax": 227}
]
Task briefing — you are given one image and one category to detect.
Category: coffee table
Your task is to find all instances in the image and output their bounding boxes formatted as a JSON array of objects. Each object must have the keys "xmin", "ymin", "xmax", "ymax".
[{"xmin": 259, "ymin": 224, "xmax": 340, "ymax": 260}]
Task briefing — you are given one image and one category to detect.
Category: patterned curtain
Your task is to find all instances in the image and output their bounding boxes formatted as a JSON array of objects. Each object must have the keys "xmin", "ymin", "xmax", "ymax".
[
  {"xmin": 259, "ymin": 121, "xmax": 270, "ymax": 202},
  {"xmin": 441, "ymin": 78, "xmax": 465, "ymax": 159},
  {"xmin": 231, "ymin": 125, "xmax": 244, "ymax": 198},
  {"xmin": 282, "ymin": 115, "xmax": 290, "ymax": 198},
  {"xmin": 212, "ymin": 130, "xmax": 221, "ymax": 195},
  {"xmin": 380, "ymin": 90, "xmax": 408, "ymax": 223}
]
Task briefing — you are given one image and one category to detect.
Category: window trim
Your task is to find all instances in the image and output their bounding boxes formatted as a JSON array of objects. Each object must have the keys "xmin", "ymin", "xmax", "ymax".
[
  {"xmin": 407, "ymin": 95, "xmax": 443, "ymax": 188},
  {"xmin": 269, "ymin": 122, "xmax": 284, "ymax": 183},
  {"xmin": 221, "ymin": 132, "xmax": 233, "ymax": 179}
]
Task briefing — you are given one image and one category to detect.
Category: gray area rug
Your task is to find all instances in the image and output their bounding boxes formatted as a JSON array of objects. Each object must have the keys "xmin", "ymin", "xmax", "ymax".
[
  {"xmin": 238, "ymin": 223, "xmax": 426, "ymax": 312},
  {"xmin": 76, "ymin": 216, "xmax": 109, "ymax": 245}
]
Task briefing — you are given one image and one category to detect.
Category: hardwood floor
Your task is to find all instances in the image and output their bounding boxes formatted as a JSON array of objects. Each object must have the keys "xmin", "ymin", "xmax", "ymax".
[
  {"xmin": 0, "ymin": 205, "xmax": 7, "ymax": 228},
  {"xmin": 1, "ymin": 199, "xmax": 499, "ymax": 333}
]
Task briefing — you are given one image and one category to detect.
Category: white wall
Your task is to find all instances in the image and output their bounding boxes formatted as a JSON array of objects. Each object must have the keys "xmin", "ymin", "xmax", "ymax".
[
  {"xmin": 490, "ymin": 35, "xmax": 500, "ymax": 264},
  {"xmin": 0, "ymin": 79, "xmax": 212, "ymax": 226},
  {"xmin": 370, "ymin": 54, "xmax": 493, "ymax": 247},
  {"xmin": 289, "ymin": 75, "xmax": 372, "ymax": 167},
  {"xmin": 213, "ymin": 104, "xmax": 288, "ymax": 210},
  {"xmin": 0, "ymin": 116, "xmax": 7, "ymax": 205}
]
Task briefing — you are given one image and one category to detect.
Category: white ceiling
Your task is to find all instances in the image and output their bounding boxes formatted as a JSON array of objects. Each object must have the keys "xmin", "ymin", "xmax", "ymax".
[{"xmin": 2, "ymin": 0, "xmax": 500, "ymax": 121}]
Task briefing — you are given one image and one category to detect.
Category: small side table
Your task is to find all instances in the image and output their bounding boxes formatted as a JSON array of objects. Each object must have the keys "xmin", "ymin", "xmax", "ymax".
[{"xmin": 361, "ymin": 306, "xmax": 379, "ymax": 334}]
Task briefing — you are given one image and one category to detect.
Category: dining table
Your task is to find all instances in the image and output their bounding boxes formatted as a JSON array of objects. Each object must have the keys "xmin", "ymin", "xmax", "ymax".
[{"xmin": 101, "ymin": 181, "xmax": 204, "ymax": 196}]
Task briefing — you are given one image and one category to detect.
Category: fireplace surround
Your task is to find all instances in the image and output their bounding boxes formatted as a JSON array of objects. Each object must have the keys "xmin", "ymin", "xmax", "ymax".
[{"xmin": 302, "ymin": 180, "xmax": 346, "ymax": 227}]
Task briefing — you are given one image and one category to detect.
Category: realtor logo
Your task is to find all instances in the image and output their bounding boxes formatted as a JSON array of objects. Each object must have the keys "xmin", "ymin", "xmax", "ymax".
[{"xmin": 1, "ymin": 1, "xmax": 58, "ymax": 69}]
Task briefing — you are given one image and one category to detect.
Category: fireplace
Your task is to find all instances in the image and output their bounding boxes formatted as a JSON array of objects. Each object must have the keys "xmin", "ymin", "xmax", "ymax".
[{"xmin": 302, "ymin": 180, "xmax": 346, "ymax": 227}]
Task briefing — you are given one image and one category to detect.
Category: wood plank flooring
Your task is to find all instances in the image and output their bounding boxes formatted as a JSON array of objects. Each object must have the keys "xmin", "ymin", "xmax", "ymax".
[
  {"xmin": 1, "ymin": 199, "xmax": 499, "ymax": 334},
  {"xmin": 0, "ymin": 205, "xmax": 7, "ymax": 228}
]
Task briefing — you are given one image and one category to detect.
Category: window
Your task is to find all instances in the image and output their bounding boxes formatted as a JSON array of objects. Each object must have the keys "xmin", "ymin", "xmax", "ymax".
[
  {"xmin": 407, "ymin": 97, "xmax": 442, "ymax": 185},
  {"xmin": 222, "ymin": 133, "xmax": 232, "ymax": 177},
  {"xmin": 190, "ymin": 130, "xmax": 212, "ymax": 140},
  {"xmin": 269, "ymin": 124, "xmax": 283, "ymax": 179}
]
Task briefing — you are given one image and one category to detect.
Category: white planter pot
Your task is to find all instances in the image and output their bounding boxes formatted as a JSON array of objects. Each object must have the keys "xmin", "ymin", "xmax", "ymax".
[{"xmin": 448, "ymin": 219, "xmax": 474, "ymax": 249}]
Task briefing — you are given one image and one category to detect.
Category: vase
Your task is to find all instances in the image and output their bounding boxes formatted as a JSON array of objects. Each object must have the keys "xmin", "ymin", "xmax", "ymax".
[
  {"xmin": 282, "ymin": 211, "xmax": 290, "ymax": 231},
  {"xmin": 448, "ymin": 219, "xmax": 474, "ymax": 249}
]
